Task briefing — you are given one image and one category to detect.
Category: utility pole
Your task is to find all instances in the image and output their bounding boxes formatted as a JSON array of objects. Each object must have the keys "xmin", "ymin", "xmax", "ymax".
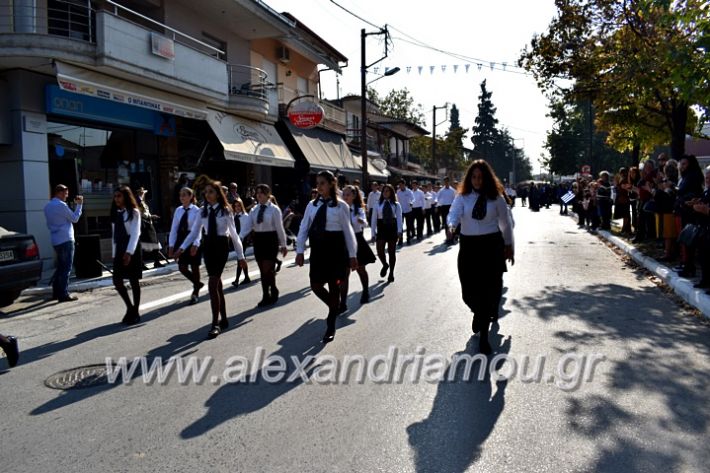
[
  {"xmin": 431, "ymin": 104, "xmax": 448, "ymax": 176},
  {"xmin": 361, "ymin": 28, "xmax": 367, "ymax": 186}
]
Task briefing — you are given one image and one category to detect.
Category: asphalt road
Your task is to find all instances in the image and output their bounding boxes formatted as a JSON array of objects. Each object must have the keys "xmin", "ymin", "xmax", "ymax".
[{"xmin": 1, "ymin": 206, "xmax": 708, "ymax": 473}]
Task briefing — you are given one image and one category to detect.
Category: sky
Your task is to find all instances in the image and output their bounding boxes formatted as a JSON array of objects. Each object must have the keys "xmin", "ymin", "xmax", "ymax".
[{"xmin": 264, "ymin": 0, "xmax": 560, "ymax": 173}]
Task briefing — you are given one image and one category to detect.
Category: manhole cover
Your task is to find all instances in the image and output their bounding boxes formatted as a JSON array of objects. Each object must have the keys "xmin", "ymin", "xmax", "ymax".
[{"xmin": 45, "ymin": 364, "xmax": 113, "ymax": 390}]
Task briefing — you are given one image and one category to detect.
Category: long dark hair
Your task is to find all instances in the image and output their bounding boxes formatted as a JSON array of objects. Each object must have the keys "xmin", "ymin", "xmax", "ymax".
[
  {"xmin": 314, "ymin": 170, "xmax": 339, "ymax": 206},
  {"xmin": 379, "ymin": 183, "xmax": 398, "ymax": 204},
  {"xmin": 343, "ymin": 185, "xmax": 365, "ymax": 213},
  {"xmin": 680, "ymin": 154, "xmax": 702, "ymax": 180},
  {"xmin": 459, "ymin": 160, "xmax": 505, "ymax": 199},
  {"xmin": 110, "ymin": 185, "xmax": 138, "ymax": 220},
  {"xmin": 201, "ymin": 180, "xmax": 231, "ymax": 217}
]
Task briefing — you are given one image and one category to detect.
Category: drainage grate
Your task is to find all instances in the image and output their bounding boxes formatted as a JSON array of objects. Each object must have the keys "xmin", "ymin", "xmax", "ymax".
[{"xmin": 45, "ymin": 364, "xmax": 113, "ymax": 390}]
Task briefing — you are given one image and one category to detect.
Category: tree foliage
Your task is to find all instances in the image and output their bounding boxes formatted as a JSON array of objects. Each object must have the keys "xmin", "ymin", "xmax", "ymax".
[
  {"xmin": 376, "ymin": 88, "xmax": 426, "ymax": 126},
  {"xmin": 520, "ymin": 0, "xmax": 710, "ymax": 159}
]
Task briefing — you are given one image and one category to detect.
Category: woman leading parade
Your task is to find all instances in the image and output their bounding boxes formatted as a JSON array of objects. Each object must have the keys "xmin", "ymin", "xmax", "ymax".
[{"xmin": 447, "ymin": 160, "xmax": 515, "ymax": 355}]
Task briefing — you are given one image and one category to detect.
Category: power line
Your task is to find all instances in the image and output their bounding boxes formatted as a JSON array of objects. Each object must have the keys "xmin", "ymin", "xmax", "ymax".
[{"xmin": 328, "ymin": 0, "xmax": 381, "ymax": 29}]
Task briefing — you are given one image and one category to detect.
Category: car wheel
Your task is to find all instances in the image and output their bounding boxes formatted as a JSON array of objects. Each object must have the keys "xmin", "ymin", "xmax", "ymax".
[{"xmin": 0, "ymin": 290, "xmax": 21, "ymax": 307}]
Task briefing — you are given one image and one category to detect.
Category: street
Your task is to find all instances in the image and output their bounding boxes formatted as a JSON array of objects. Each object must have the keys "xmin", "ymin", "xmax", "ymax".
[{"xmin": 1, "ymin": 206, "xmax": 709, "ymax": 473}]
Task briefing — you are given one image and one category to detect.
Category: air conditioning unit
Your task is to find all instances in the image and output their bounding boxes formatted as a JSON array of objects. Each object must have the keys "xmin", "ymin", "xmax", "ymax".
[{"xmin": 277, "ymin": 46, "xmax": 290, "ymax": 64}]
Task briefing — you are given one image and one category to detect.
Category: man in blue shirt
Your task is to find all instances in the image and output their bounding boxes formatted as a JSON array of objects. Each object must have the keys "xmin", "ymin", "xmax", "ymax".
[{"xmin": 44, "ymin": 184, "xmax": 83, "ymax": 302}]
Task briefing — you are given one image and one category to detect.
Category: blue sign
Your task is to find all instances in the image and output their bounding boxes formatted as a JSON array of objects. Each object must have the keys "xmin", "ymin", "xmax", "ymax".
[
  {"xmin": 46, "ymin": 85, "xmax": 157, "ymax": 131},
  {"xmin": 154, "ymin": 113, "xmax": 176, "ymax": 137}
]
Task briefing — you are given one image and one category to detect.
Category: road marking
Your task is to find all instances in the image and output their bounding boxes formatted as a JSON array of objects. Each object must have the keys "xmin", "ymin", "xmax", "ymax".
[{"xmin": 139, "ymin": 258, "xmax": 297, "ymax": 312}]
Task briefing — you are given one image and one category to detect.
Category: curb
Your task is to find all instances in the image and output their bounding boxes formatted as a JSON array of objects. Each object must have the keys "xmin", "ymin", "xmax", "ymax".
[{"xmin": 597, "ymin": 229, "xmax": 710, "ymax": 319}]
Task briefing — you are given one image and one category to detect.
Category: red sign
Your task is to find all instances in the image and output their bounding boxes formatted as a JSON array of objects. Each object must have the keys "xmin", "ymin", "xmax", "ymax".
[
  {"xmin": 581, "ymin": 164, "xmax": 591, "ymax": 175},
  {"xmin": 288, "ymin": 101, "xmax": 324, "ymax": 129}
]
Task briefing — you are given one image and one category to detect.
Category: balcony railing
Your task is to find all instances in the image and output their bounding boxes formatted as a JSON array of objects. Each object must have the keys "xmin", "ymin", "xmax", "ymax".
[
  {"xmin": 0, "ymin": 0, "xmax": 96, "ymax": 41},
  {"xmin": 228, "ymin": 64, "xmax": 270, "ymax": 100}
]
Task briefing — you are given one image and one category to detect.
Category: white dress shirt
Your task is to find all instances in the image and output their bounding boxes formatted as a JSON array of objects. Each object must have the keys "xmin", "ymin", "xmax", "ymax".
[
  {"xmin": 248, "ymin": 201, "xmax": 287, "ymax": 247},
  {"xmin": 235, "ymin": 212, "xmax": 252, "ymax": 240},
  {"xmin": 370, "ymin": 200, "xmax": 404, "ymax": 237},
  {"xmin": 111, "ymin": 208, "xmax": 141, "ymax": 257},
  {"xmin": 350, "ymin": 205, "xmax": 368, "ymax": 233},
  {"xmin": 436, "ymin": 186, "xmax": 456, "ymax": 206},
  {"xmin": 366, "ymin": 190, "xmax": 381, "ymax": 211},
  {"xmin": 412, "ymin": 189, "xmax": 426, "ymax": 209},
  {"xmin": 397, "ymin": 188, "xmax": 414, "ymax": 213},
  {"xmin": 168, "ymin": 204, "xmax": 202, "ymax": 248},
  {"xmin": 181, "ymin": 204, "xmax": 244, "ymax": 259},
  {"xmin": 447, "ymin": 192, "xmax": 514, "ymax": 246},
  {"xmin": 296, "ymin": 199, "xmax": 357, "ymax": 257},
  {"xmin": 424, "ymin": 191, "xmax": 434, "ymax": 210}
]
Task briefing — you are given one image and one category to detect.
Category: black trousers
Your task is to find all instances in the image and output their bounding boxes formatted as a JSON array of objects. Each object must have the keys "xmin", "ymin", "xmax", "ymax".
[
  {"xmin": 424, "ymin": 208, "xmax": 433, "ymax": 235},
  {"xmin": 432, "ymin": 206, "xmax": 441, "ymax": 232},
  {"xmin": 412, "ymin": 207, "xmax": 424, "ymax": 239},
  {"xmin": 457, "ymin": 233, "xmax": 505, "ymax": 324},
  {"xmin": 403, "ymin": 211, "xmax": 415, "ymax": 242},
  {"xmin": 439, "ymin": 205, "xmax": 451, "ymax": 234}
]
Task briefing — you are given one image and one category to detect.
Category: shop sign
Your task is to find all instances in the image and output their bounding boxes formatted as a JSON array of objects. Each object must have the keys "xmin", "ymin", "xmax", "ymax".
[
  {"xmin": 288, "ymin": 101, "xmax": 324, "ymax": 129},
  {"xmin": 151, "ymin": 33, "xmax": 175, "ymax": 60}
]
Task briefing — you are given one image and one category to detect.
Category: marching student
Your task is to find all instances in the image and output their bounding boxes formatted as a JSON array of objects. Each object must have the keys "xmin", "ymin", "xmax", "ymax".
[
  {"xmin": 296, "ymin": 171, "xmax": 358, "ymax": 344},
  {"xmin": 110, "ymin": 186, "xmax": 142, "ymax": 325},
  {"xmin": 176, "ymin": 180, "xmax": 247, "ymax": 339},
  {"xmin": 396, "ymin": 180, "xmax": 415, "ymax": 245},
  {"xmin": 231, "ymin": 198, "xmax": 252, "ymax": 287},
  {"xmin": 370, "ymin": 183, "xmax": 403, "ymax": 283},
  {"xmin": 411, "ymin": 180, "xmax": 426, "ymax": 241},
  {"xmin": 249, "ymin": 184, "xmax": 288, "ymax": 306},
  {"xmin": 341, "ymin": 185, "xmax": 377, "ymax": 308},
  {"xmin": 168, "ymin": 187, "xmax": 204, "ymax": 305},
  {"xmin": 423, "ymin": 183, "xmax": 435, "ymax": 236},
  {"xmin": 437, "ymin": 176, "xmax": 457, "ymax": 243},
  {"xmin": 448, "ymin": 160, "xmax": 514, "ymax": 355},
  {"xmin": 366, "ymin": 181, "xmax": 381, "ymax": 225}
]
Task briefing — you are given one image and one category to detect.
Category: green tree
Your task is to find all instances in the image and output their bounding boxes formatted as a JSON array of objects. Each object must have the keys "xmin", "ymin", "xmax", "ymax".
[
  {"xmin": 378, "ymin": 88, "xmax": 425, "ymax": 126},
  {"xmin": 471, "ymin": 80, "xmax": 500, "ymax": 162},
  {"xmin": 520, "ymin": 0, "xmax": 710, "ymax": 159},
  {"xmin": 449, "ymin": 104, "xmax": 461, "ymax": 132}
]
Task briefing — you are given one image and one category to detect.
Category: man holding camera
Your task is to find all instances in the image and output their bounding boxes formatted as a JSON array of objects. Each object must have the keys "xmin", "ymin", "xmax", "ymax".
[{"xmin": 44, "ymin": 184, "xmax": 83, "ymax": 302}]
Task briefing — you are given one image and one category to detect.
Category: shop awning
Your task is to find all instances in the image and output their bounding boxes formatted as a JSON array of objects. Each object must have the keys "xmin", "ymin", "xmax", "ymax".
[
  {"xmin": 281, "ymin": 122, "xmax": 359, "ymax": 173},
  {"xmin": 55, "ymin": 62, "xmax": 208, "ymax": 120},
  {"xmin": 207, "ymin": 111, "xmax": 295, "ymax": 168},
  {"xmin": 352, "ymin": 153, "xmax": 389, "ymax": 180}
]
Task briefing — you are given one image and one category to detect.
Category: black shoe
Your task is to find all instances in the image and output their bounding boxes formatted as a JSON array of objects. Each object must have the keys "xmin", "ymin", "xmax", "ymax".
[
  {"xmin": 270, "ymin": 288, "xmax": 280, "ymax": 305},
  {"xmin": 1, "ymin": 336, "xmax": 19, "ymax": 367},
  {"xmin": 479, "ymin": 337, "xmax": 492, "ymax": 355},
  {"xmin": 339, "ymin": 303, "xmax": 348, "ymax": 314},
  {"xmin": 387, "ymin": 274, "xmax": 395, "ymax": 283},
  {"xmin": 189, "ymin": 294, "xmax": 199, "ymax": 305},
  {"xmin": 207, "ymin": 326, "xmax": 221, "ymax": 339},
  {"xmin": 243, "ymin": 277, "xmax": 251, "ymax": 284},
  {"xmin": 276, "ymin": 260, "xmax": 282, "ymax": 273},
  {"xmin": 124, "ymin": 310, "xmax": 141, "ymax": 326},
  {"xmin": 219, "ymin": 318, "xmax": 229, "ymax": 330},
  {"xmin": 471, "ymin": 318, "xmax": 480, "ymax": 334},
  {"xmin": 57, "ymin": 295, "xmax": 78, "ymax": 303},
  {"xmin": 360, "ymin": 291, "xmax": 370, "ymax": 304},
  {"xmin": 380, "ymin": 263, "xmax": 389, "ymax": 278},
  {"xmin": 231, "ymin": 280, "xmax": 240, "ymax": 287}
]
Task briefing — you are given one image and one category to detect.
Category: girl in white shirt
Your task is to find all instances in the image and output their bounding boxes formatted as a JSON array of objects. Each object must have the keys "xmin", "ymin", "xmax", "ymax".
[
  {"xmin": 111, "ymin": 186, "xmax": 142, "ymax": 325},
  {"xmin": 176, "ymin": 180, "xmax": 247, "ymax": 339},
  {"xmin": 447, "ymin": 160, "xmax": 515, "ymax": 355},
  {"xmin": 296, "ymin": 170, "xmax": 358, "ymax": 344},
  {"xmin": 341, "ymin": 185, "xmax": 377, "ymax": 307},
  {"xmin": 168, "ymin": 187, "xmax": 203, "ymax": 305},
  {"xmin": 249, "ymin": 184, "xmax": 288, "ymax": 307},
  {"xmin": 370, "ymin": 183, "xmax": 403, "ymax": 283},
  {"xmin": 231, "ymin": 198, "xmax": 252, "ymax": 288}
]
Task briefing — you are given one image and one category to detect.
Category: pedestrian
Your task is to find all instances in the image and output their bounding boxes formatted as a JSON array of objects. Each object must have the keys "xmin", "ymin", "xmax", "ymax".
[
  {"xmin": 231, "ymin": 198, "xmax": 252, "ymax": 287},
  {"xmin": 424, "ymin": 183, "xmax": 434, "ymax": 236},
  {"xmin": 596, "ymin": 172, "xmax": 613, "ymax": 230},
  {"xmin": 411, "ymin": 180, "xmax": 426, "ymax": 241},
  {"xmin": 175, "ymin": 180, "xmax": 247, "ymax": 339},
  {"xmin": 371, "ymin": 183, "xmax": 403, "ymax": 283},
  {"xmin": 295, "ymin": 170, "xmax": 358, "ymax": 344},
  {"xmin": 341, "ymin": 185, "xmax": 376, "ymax": 307},
  {"xmin": 436, "ymin": 177, "xmax": 456, "ymax": 242},
  {"xmin": 674, "ymin": 155, "xmax": 704, "ymax": 276},
  {"xmin": 43, "ymin": 184, "xmax": 82, "ymax": 302},
  {"xmin": 168, "ymin": 187, "xmax": 204, "ymax": 305},
  {"xmin": 0, "ymin": 333, "xmax": 19, "ymax": 367},
  {"xmin": 249, "ymin": 184, "xmax": 288, "ymax": 307},
  {"xmin": 226, "ymin": 182, "xmax": 240, "ymax": 204},
  {"xmin": 634, "ymin": 159, "xmax": 658, "ymax": 243},
  {"xmin": 614, "ymin": 168, "xmax": 632, "ymax": 234},
  {"xmin": 110, "ymin": 186, "xmax": 143, "ymax": 325},
  {"xmin": 397, "ymin": 180, "xmax": 415, "ymax": 245},
  {"xmin": 135, "ymin": 187, "xmax": 164, "ymax": 269},
  {"xmin": 628, "ymin": 167, "xmax": 640, "ymax": 235},
  {"xmin": 431, "ymin": 182, "xmax": 441, "ymax": 233},
  {"xmin": 690, "ymin": 165, "xmax": 710, "ymax": 289},
  {"xmin": 447, "ymin": 160, "xmax": 515, "ymax": 355},
  {"xmin": 366, "ymin": 181, "xmax": 381, "ymax": 226}
]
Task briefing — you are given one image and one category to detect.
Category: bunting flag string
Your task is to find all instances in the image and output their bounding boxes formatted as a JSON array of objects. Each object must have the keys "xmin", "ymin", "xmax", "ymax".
[{"xmin": 367, "ymin": 61, "xmax": 530, "ymax": 77}]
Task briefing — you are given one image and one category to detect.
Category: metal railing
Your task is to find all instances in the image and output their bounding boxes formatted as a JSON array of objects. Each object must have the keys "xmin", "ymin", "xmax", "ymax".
[
  {"xmin": 229, "ymin": 64, "xmax": 270, "ymax": 100},
  {"xmin": 0, "ymin": 0, "xmax": 96, "ymax": 42}
]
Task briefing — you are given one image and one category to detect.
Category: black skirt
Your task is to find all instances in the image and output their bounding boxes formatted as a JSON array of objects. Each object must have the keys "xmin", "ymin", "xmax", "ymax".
[
  {"xmin": 202, "ymin": 235, "xmax": 229, "ymax": 277},
  {"xmin": 309, "ymin": 231, "xmax": 349, "ymax": 285},
  {"xmin": 253, "ymin": 231, "xmax": 279, "ymax": 262},
  {"xmin": 355, "ymin": 232, "xmax": 376, "ymax": 266},
  {"xmin": 376, "ymin": 219, "xmax": 398, "ymax": 241},
  {"xmin": 178, "ymin": 246, "xmax": 202, "ymax": 267},
  {"xmin": 457, "ymin": 232, "xmax": 506, "ymax": 319},
  {"xmin": 113, "ymin": 247, "xmax": 143, "ymax": 280}
]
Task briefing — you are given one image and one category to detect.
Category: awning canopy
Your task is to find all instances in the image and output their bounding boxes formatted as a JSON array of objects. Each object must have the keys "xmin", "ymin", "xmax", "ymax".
[
  {"xmin": 55, "ymin": 62, "xmax": 208, "ymax": 120},
  {"xmin": 282, "ymin": 122, "xmax": 359, "ymax": 173},
  {"xmin": 388, "ymin": 165, "xmax": 438, "ymax": 181},
  {"xmin": 207, "ymin": 111, "xmax": 295, "ymax": 168},
  {"xmin": 351, "ymin": 154, "xmax": 389, "ymax": 179}
]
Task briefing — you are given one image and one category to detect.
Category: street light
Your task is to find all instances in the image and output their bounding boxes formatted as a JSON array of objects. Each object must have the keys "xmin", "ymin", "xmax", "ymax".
[{"xmin": 367, "ymin": 67, "xmax": 400, "ymax": 85}]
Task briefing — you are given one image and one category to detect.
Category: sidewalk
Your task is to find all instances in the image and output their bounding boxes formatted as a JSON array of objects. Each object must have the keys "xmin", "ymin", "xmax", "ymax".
[{"xmin": 566, "ymin": 211, "xmax": 710, "ymax": 319}]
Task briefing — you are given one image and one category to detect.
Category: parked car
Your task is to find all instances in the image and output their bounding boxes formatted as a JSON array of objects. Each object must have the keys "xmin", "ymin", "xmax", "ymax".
[{"xmin": 0, "ymin": 227, "xmax": 42, "ymax": 307}]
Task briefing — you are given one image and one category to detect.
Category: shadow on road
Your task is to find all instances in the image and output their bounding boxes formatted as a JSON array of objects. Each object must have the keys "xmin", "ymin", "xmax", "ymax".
[
  {"xmin": 513, "ymin": 283, "xmax": 710, "ymax": 472},
  {"xmin": 406, "ymin": 325, "xmax": 511, "ymax": 473}
]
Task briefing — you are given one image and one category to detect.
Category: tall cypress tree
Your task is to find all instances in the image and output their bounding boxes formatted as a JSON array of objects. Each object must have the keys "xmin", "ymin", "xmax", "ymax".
[
  {"xmin": 449, "ymin": 104, "xmax": 461, "ymax": 132},
  {"xmin": 471, "ymin": 80, "xmax": 501, "ymax": 168}
]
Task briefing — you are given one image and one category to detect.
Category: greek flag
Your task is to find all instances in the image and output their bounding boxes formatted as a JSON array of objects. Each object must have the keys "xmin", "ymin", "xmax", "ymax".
[{"xmin": 561, "ymin": 191, "xmax": 576, "ymax": 204}]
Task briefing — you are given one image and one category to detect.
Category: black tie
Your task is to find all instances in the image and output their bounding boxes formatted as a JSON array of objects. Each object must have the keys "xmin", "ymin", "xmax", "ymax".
[
  {"xmin": 382, "ymin": 201, "xmax": 394, "ymax": 221},
  {"xmin": 472, "ymin": 194, "xmax": 487, "ymax": 220},
  {"xmin": 178, "ymin": 208, "xmax": 189, "ymax": 235},
  {"xmin": 257, "ymin": 204, "xmax": 267, "ymax": 224},
  {"xmin": 309, "ymin": 200, "xmax": 329, "ymax": 239},
  {"xmin": 234, "ymin": 214, "xmax": 241, "ymax": 235},
  {"xmin": 208, "ymin": 207, "xmax": 218, "ymax": 237}
]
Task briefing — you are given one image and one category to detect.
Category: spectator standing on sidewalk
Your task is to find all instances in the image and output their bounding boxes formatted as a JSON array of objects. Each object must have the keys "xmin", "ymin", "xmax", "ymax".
[
  {"xmin": 596, "ymin": 172, "xmax": 613, "ymax": 231},
  {"xmin": 674, "ymin": 155, "xmax": 704, "ymax": 277},
  {"xmin": 614, "ymin": 168, "xmax": 632, "ymax": 235},
  {"xmin": 627, "ymin": 167, "xmax": 640, "ymax": 235},
  {"xmin": 653, "ymin": 160, "xmax": 679, "ymax": 262},
  {"xmin": 690, "ymin": 166, "xmax": 710, "ymax": 290},
  {"xmin": 44, "ymin": 184, "xmax": 82, "ymax": 302},
  {"xmin": 634, "ymin": 159, "xmax": 658, "ymax": 243}
]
